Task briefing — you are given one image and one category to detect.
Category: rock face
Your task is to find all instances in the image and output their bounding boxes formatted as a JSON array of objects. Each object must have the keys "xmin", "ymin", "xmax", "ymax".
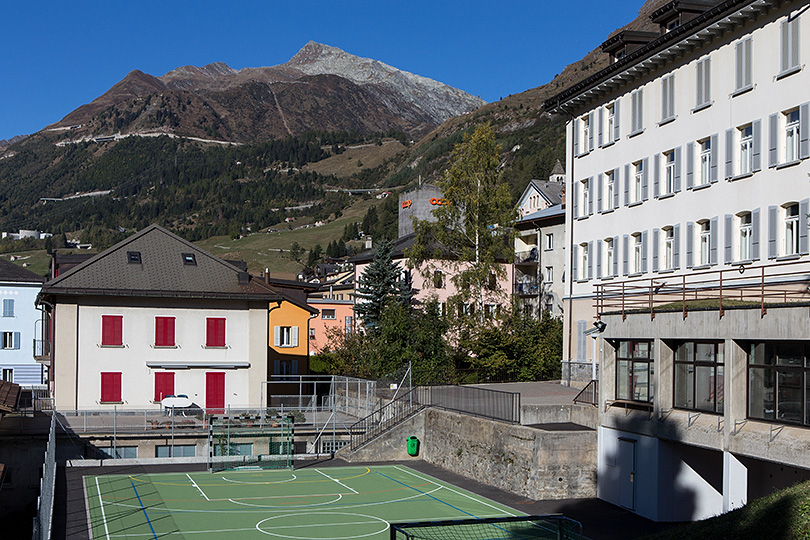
[{"xmin": 48, "ymin": 42, "xmax": 485, "ymax": 140}]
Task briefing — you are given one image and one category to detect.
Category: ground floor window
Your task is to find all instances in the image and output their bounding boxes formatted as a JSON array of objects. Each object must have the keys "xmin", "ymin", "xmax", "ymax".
[
  {"xmin": 156, "ymin": 445, "xmax": 196, "ymax": 458},
  {"xmin": 748, "ymin": 341, "xmax": 810, "ymax": 425},
  {"xmin": 674, "ymin": 341, "xmax": 724, "ymax": 413},
  {"xmin": 615, "ymin": 340, "xmax": 654, "ymax": 403}
]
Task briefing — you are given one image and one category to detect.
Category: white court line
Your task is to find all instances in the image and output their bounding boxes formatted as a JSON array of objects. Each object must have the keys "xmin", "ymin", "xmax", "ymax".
[
  {"xmin": 315, "ymin": 468, "xmax": 359, "ymax": 494},
  {"xmin": 95, "ymin": 477, "xmax": 112, "ymax": 540},
  {"xmin": 186, "ymin": 473, "xmax": 210, "ymax": 501},
  {"xmin": 393, "ymin": 465, "xmax": 517, "ymax": 517}
]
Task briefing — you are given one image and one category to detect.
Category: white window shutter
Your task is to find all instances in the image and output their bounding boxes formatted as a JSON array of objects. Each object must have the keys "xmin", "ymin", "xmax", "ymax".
[
  {"xmin": 800, "ymin": 102, "xmax": 809, "ymax": 160},
  {"xmin": 725, "ymin": 129, "xmax": 734, "ymax": 179},
  {"xmin": 752, "ymin": 119, "xmax": 762, "ymax": 171},
  {"xmin": 686, "ymin": 142, "xmax": 694, "ymax": 189},
  {"xmin": 769, "ymin": 114, "xmax": 779, "ymax": 167},
  {"xmin": 653, "ymin": 153, "xmax": 660, "ymax": 198},
  {"xmin": 768, "ymin": 206, "xmax": 778, "ymax": 259},
  {"xmin": 13, "ymin": 332, "xmax": 20, "ymax": 350},
  {"xmin": 652, "ymin": 228, "xmax": 659, "ymax": 272},
  {"xmin": 274, "ymin": 326, "xmax": 280, "ymax": 347},
  {"xmin": 710, "ymin": 217, "xmax": 718, "ymax": 265},
  {"xmin": 800, "ymin": 199, "xmax": 809, "ymax": 255},
  {"xmin": 292, "ymin": 326, "xmax": 299, "ymax": 347},
  {"xmin": 673, "ymin": 224, "xmax": 681, "ymax": 269},
  {"xmin": 710, "ymin": 134, "xmax": 719, "ymax": 182},
  {"xmin": 724, "ymin": 215, "xmax": 733, "ymax": 263},
  {"xmin": 752, "ymin": 208, "xmax": 760, "ymax": 260}
]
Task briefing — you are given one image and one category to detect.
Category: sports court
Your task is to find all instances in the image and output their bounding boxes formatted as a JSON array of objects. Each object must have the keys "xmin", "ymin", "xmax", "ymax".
[{"xmin": 84, "ymin": 464, "xmax": 575, "ymax": 539}]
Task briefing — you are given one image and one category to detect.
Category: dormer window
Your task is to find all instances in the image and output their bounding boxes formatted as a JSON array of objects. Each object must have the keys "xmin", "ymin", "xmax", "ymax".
[
  {"xmin": 127, "ymin": 251, "xmax": 141, "ymax": 264},
  {"xmin": 182, "ymin": 253, "xmax": 197, "ymax": 266}
]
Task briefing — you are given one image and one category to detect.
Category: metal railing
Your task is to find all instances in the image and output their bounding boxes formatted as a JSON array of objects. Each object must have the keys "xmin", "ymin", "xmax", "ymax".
[
  {"xmin": 32, "ymin": 413, "xmax": 56, "ymax": 540},
  {"xmin": 515, "ymin": 248, "xmax": 539, "ymax": 264},
  {"xmin": 573, "ymin": 380, "xmax": 598, "ymax": 407},
  {"xmin": 350, "ymin": 389, "xmax": 424, "ymax": 450},
  {"xmin": 595, "ymin": 259, "xmax": 810, "ymax": 320},
  {"xmin": 514, "ymin": 280, "xmax": 540, "ymax": 295}
]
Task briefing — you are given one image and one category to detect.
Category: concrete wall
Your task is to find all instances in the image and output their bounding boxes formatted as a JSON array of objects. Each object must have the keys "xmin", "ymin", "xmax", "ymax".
[
  {"xmin": 398, "ymin": 184, "xmax": 443, "ymax": 238},
  {"xmin": 343, "ymin": 408, "xmax": 597, "ymax": 500}
]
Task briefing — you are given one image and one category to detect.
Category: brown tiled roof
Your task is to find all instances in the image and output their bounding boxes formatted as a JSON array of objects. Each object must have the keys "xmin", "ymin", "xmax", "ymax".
[
  {"xmin": 0, "ymin": 258, "xmax": 45, "ymax": 283},
  {"xmin": 0, "ymin": 381, "xmax": 20, "ymax": 413}
]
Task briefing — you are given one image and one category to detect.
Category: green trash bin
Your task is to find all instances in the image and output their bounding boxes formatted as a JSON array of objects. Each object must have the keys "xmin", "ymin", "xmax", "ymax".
[{"xmin": 406, "ymin": 436, "xmax": 419, "ymax": 456}]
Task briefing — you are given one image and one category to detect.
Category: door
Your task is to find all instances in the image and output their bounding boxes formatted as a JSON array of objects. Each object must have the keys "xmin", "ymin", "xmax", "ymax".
[
  {"xmin": 618, "ymin": 438, "xmax": 637, "ymax": 510},
  {"xmin": 154, "ymin": 372, "xmax": 175, "ymax": 403},
  {"xmin": 206, "ymin": 372, "xmax": 225, "ymax": 413}
]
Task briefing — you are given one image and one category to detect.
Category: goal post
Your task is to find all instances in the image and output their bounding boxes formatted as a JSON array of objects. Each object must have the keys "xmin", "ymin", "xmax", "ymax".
[
  {"xmin": 389, "ymin": 515, "xmax": 583, "ymax": 540},
  {"xmin": 207, "ymin": 414, "xmax": 294, "ymax": 472}
]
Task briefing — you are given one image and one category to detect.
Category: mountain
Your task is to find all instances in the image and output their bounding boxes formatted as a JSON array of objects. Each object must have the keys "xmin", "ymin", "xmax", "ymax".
[{"xmin": 48, "ymin": 42, "xmax": 485, "ymax": 142}]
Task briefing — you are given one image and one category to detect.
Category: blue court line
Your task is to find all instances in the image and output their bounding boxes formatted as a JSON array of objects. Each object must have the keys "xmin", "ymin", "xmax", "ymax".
[{"xmin": 130, "ymin": 479, "xmax": 159, "ymax": 540}]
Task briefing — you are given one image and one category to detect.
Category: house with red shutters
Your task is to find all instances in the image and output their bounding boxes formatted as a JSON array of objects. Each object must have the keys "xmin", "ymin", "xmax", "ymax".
[{"xmin": 36, "ymin": 224, "xmax": 315, "ymax": 411}]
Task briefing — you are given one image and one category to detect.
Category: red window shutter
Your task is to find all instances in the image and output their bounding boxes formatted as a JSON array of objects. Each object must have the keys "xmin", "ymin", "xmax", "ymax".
[
  {"xmin": 154, "ymin": 372, "xmax": 175, "ymax": 402},
  {"xmin": 101, "ymin": 372, "xmax": 122, "ymax": 402},
  {"xmin": 206, "ymin": 318, "xmax": 226, "ymax": 347},
  {"xmin": 155, "ymin": 317, "xmax": 175, "ymax": 347},
  {"xmin": 101, "ymin": 316, "xmax": 123, "ymax": 346}
]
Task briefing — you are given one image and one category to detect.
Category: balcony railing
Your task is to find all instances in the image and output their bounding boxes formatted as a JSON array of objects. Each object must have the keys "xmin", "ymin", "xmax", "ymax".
[
  {"xmin": 515, "ymin": 248, "xmax": 539, "ymax": 264},
  {"xmin": 595, "ymin": 259, "xmax": 810, "ymax": 320},
  {"xmin": 514, "ymin": 280, "xmax": 540, "ymax": 295}
]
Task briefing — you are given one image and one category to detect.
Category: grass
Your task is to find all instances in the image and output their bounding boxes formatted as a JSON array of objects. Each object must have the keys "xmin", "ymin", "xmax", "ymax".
[
  {"xmin": 640, "ymin": 480, "xmax": 810, "ymax": 540},
  {"xmin": 302, "ymin": 140, "xmax": 406, "ymax": 178},
  {"xmin": 1, "ymin": 250, "xmax": 51, "ymax": 278}
]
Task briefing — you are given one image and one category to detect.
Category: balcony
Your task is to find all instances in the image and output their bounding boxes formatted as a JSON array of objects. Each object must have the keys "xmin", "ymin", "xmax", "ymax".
[
  {"xmin": 515, "ymin": 278, "xmax": 540, "ymax": 296},
  {"xmin": 595, "ymin": 259, "xmax": 810, "ymax": 320},
  {"xmin": 515, "ymin": 248, "xmax": 539, "ymax": 265}
]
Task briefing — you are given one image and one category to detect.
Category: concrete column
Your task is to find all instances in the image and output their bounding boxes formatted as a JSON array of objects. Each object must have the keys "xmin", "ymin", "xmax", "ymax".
[
  {"xmin": 723, "ymin": 451, "xmax": 747, "ymax": 512},
  {"xmin": 726, "ymin": 339, "xmax": 748, "ymax": 448}
]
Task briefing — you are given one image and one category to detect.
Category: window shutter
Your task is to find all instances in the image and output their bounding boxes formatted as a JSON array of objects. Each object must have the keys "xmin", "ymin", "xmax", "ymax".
[
  {"xmin": 735, "ymin": 41, "xmax": 744, "ymax": 90},
  {"xmin": 572, "ymin": 245, "xmax": 578, "ymax": 281},
  {"xmin": 598, "ymin": 108, "xmax": 604, "ymax": 147},
  {"xmin": 631, "ymin": 92, "xmax": 638, "ymax": 132},
  {"xmin": 614, "ymin": 100, "xmax": 621, "ymax": 141},
  {"xmin": 725, "ymin": 129, "xmax": 734, "ymax": 179},
  {"xmin": 673, "ymin": 224, "xmax": 681, "ymax": 269},
  {"xmin": 292, "ymin": 326, "xmax": 299, "ymax": 347},
  {"xmin": 744, "ymin": 38, "xmax": 752, "ymax": 87},
  {"xmin": 274, "ymin": 326, "xmax": 280, "ymax": 347},
  {"xmin": 613, "ymin": 236, "xmax": 620, "ymax": 277},
  {"xmin": 724, "ymin": 215, "xmax": 733, "ymax": 263},
  {"xmin": 597, "ymin": 173, "xmax": 603, "ymax": 213},
  {"xmin": 752, "ymin": 208, "xmax": 761, "ymax": 260},
  {"xmin": 572, "ymin": 181, "xmax": 579, "ymax": 218},
  {"xmin": 662, "ymin": 77, "xmax": 670, "ymax": 120},
  {"xmin": 703, "ymin": 59, "xmax": 711, "ymax": 105},
  {"xmin": 596, "ymin": 239, "xmax": 603, "ymax": 278},
  {"xmin": 2, "ymin": 299, "xmax": 12, "ymax": 317},
  {"xmin": 674, "ymin": 146, "xmax": 682, "ymax": 192},
  {"xmin": 623, "ymin": 235, "xmax": 629, "ymax": 275},
  {"xmin": 752, "ymin": 119, "xmax": 762, "ymax": 171},
  {"xmin": 573, "ymin": 118, "xmax": 580, "ymax": 156},
  {"xmin": 696, "ymin": 60, "xmax": 704, "ymax": 106},
  {"xmin": 291, "ymin": 360, "xmax": 298, "ymax": 375},
  {"xmin": 155, "ymin": 317, "xmax": 175, "ymax": 347},
  {"xmin": 652, "ymin": 229, "xmax": 659, "ymax": 272},
  {"xmin": 710, "ymin": 217, "xmax": 718, "ymax": 265},
  {"xmin": 588, "ymin": 112, "xmax": 595, "ymax": 151},
  {"xmin": 273, "ymin": 360, "xmax": 280, "ymax": 375},
  {"xmin": 642, "ymin": 157, "xmax": 649, "ymax": 200},
  {"xmin": 588, "ymin": 177, "xmax": 594, "ymax": 216},
  {"xmin": 154, "ymin": 372, "xmax": 175, "ymax": 402},
  {"xmin": 800, "ymin": 199, "xmax": 809, "ymax": 255},
  {"xmin": 781, "ymin": 19, "xmax": 790, "ymax": 73},
  {"xmin": 791, "ymin": 17, "xmax": 800, "ymax": 69},
  {"xmin": 613, "ymin": 167, "xmax": 620, "ymax": 209},
  {"xmin": 102, "ymin": 315, "xmax": 122, "ymax": 346},
  {"xmin": 641, "ymin": 231, "xmax": 648, "ymax": 273},
  {"xmin": 624, "ymin": 164, "xmax": 630, "ymax": 206},
  {"xmin": 768, "ymin": 206, "xmax": 778, "ymax": 259},
  {"xmin": 668, "ymin": 77, "xmax": 675, "ymax": 119},
  {"xmin": 207, "ymin": 318, "xmax": 225, "ymax": 347},
  {"xmin": 686, "ymin": 142, "xmax": 694, "ymax": 189},
  {"xmin": 800, "ymin": 102, "xmax": 810, "ymax": 160},
  {"xmin": 710, "ymin": 133, "xmax": 719, "ymax": 183},
  {"xmin": 653, "ymin": 153, "xmax": 660, "ymax": 198},
  {"xmin": 101, "ymin": 372, "xmax": 122, "ymax": 403},
  {"xmin": 686, "ymin": 222, "xmax": 694, "ymax": 268},
  {"xmin": 769, "ymin": 113, "xmax": 778, "ymax": 167},
  {"xmin": 13, "ymin": 331, "xmax": 19, "ymax": 350},
  {"xmin": 587, "ymin": 241, "xmax": 594, "ymax": 280},
  {"xmin": 638, "ymin": 90, "xmax": 644, "ymax": 131}
]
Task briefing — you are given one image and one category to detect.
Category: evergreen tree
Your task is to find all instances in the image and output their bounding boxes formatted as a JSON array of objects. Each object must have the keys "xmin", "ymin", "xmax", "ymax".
[{"xmin": 354, "ymin": 239, "xmax": 399, "ymax": 331}]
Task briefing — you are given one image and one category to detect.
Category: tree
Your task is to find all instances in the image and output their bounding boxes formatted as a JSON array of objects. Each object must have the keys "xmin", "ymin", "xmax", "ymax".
[
  {"xmin": 288, "ymin": 242, "xmax": 304, "ymax": 264},
  {"xmin": 354, "ymin": 239, "xmax": 399, "ymax": 331},
  {"xmin": 408, "ymin": 124, "xmax": 516, "ymax": 318},
  {"xmin": 306, "ymin": 244, "xmax": 323, "ymax": 267}
]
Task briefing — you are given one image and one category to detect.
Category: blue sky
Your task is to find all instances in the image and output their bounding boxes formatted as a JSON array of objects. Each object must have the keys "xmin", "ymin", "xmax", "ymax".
[{"xmin": 0, "ymin": 1, "xmax": 642, "ymax": 141}]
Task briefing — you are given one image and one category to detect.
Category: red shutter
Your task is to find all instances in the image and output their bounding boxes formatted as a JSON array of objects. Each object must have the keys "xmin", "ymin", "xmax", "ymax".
[
  {"xmin": 205, "ymin": 372, "xmax": 225, "ymax": 413},
  {"xmin": 101, "ymin": 315, "xmax": 123, "ymax": 346},
  {"xmin": 154, "ymin": 372, "xmax": 175, "ymax": 402},
  {"xmin": 155, "ymin": 317, "xmax": 175, "ymax": 347},
  {"xmin": 100, "ymin": 372, "xmax": 122, "ymax": 402},
  {"xmin": 206, "ymin": 318, "xmax": 226, "ymax": 347}
]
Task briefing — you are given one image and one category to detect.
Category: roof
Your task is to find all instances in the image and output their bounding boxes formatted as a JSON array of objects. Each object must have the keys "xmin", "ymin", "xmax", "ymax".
[
  {"xmin": 518, "ymin": 179, "xmax": 564, "ymax": 210},
  {"xmin": 39, "ymin": 224, "xmax": 287, "ymax": 302},
  {"xmin": 0, "ymin": 381, "xmax": 20, "ymax": 413},
  {"xmin": 544, "ymin": 0, "xmax": 762, "ymax": 113},
  {"xmin": 518, "ymin": 204, "xmax": 566, "ymax": 224},
  {"xmin": 347, "ymin": 234, "xmax": 419, "ymax": 264},
  {"xmin": 0, "ymin": 257, "xmax": 45, "ymax": 283},
  {"xmin": 550, "ymin": 159, "xmax": 565, "ymax": 176}
]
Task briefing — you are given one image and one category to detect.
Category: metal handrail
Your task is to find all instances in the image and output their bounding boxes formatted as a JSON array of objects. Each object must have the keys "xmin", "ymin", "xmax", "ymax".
[
  {"xmin": 350, "ymin": 389, "xmax": 423, "ymax": 450},
  {"xmin": 573, "ymin": 380, "xmax": 598, "ymax": 407},
  {"xmin": 595, "ymin": 259, "xmax": 810, "ymax": 320}
]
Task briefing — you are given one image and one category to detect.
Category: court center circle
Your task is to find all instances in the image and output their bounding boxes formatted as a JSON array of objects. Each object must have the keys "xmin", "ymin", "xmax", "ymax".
[{"xmin": 255, "ymin": 512, "xmax": 388, "ymax": 539}]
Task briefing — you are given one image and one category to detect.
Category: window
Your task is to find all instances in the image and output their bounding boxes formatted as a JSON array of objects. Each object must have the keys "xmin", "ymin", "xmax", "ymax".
[
  {"xmin": 738, "ymin": 212, "xmax": 753, "ymax": 261},
  {"xmin": 674, "ymin": 341, "xmax": 724, "ymax": 414},
  {"xmin": 321, "ymin": 309, "xmax": 336, "ymax": 320},
  {"xmin": 604, "ymin": 238, "xmax": 614, "ymax": 277},
  {"xmin": 785, "ymin": 109, "xmax": 800, "ymax": 163},
  {"xmin": 484, "ymin": 304, "xmax": 498, "ymax": 319},
  {"xmin": 154, "ymin": 316, "xmax": 175, "ymax": 347},
  {"xmin": 274, "ymin": 326, "xmax": 299, "ymax": 348},
  {"xmin": 214, "ymin": 442, "xmax": 253, "ymax": 457},
  {"xmin": 96, "ymin": 446, "xmax": 138, "ymax": 459},
  {"xmin": 739, "ymin": 124, "xmax": 753, "ymax": 175},
  {"xmin": 581, "ymin": 178, "xmax": 590, "ymax": 217},
  {"xmin": 698, "ymin": 138, "xmax": 711, "ymax": 186},
  {"xmin": 154, "ymin": 372, "xmax": 174, "ymax": 402},
  {"xmin": 695, "ymin": 57, "xmax": 711, "ymax": 108},
  {"xmin": 784, "ymin": 203, "xmax": 800, "ymax": 256},
  {"xmin": 631, "ymin": 89, "xmax": 644, "ymax": 134},
  {"xmin": 205, "ymin": 317, "xmax": 226, "ymax": 347},
  {"xmin": 606, "ymin": 103, "xmax": 616, "ymax": 143},
  {"xmin": 545, "ymin": 233, "xmax": 553, "ymax": 251},
  {"xmin": 156, "ymin": 445, "xmax": 196, "ymax": 458},
  {"xmin": 633, "ymin": 161, "xmax": 644, "ymax": 203},
  {"xmin": 580, "ymin": 243, "xmax": 589, "ymax": 280},
  {"xmin": 615, "ymin": 340, "xmax": 654, "ymax": 403},
  {"xmin": 101, "ymin": 315, "xmax": 123, "ymax": 346},
  {"xmin": 661, "ymin": 75, "xmax": 675, "ymax": 122},
  {"xmin": 780, "ymin": 15, "xmax": 800, "ymax": 75},
  {"xmin": 581, "ymin": 114, "xmax": 590, "ymax": 154},
  {"xmin": 2, "ymin": 299, "xmax": 13, "ymax": 317},
  {"xmin": 127, "ymin": 251, "xmax": 141, "ymax": 264},
  {"xmin": 182, "ymin": 253, "xmax": 197, "ymax": 265},
  {"xmin": 100, "ymin": 372, "xmax": 122, "ymax": 403},
  {"xmin": 663, "ymin": 150, "xmax": 675, "ymax": 194},
  {"xmin": 433, "ymin": 270, "xmax": 445, "ymax": 289},
  {"xmin": 604, "ymin": 170, "xmax": 615, "ymax": 211},
  {"xmin": 734, "ymin": 37, "xmax": 753, "ymax": 92},
  {"xmin": 344, "ymin": 316, "xmax": 353, "ymax": 335},
  {"xmin": 699, "ymin": 221, "xmax": 711, "ymax": 266},
  {"xmin": 663, "ymin": 227, "xmax": 674, "ymax": 271},
  {"xmin": 544, "ymin": 266, "xmax": 553, "ymax": 283},
  {"xmin": 309, "ymin": 328, "xmax": 315, "ymax": 340},
  {"xmin": 2, "ymin": 332, "xmax": 17, "ymax": 350},
  {"xmin": 748, "ymin": 341, "xmax": 810, "ymax": 425},
  {"xmin": 1, "ymin": 368, "xmax": 12, "ymax": 382},
  {"xmin": 632, "ymin": 233, "xmax": 642, "ymax": 274}
]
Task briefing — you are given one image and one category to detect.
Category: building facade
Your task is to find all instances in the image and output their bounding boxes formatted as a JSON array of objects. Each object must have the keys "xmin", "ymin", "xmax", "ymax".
[
  {"xmin": 0, "ymin": 259, "xmax": 45, "ymax": 386},
  {"xmin": 547, "ymin": 0, "xmax": 810, "ymax": 521}
]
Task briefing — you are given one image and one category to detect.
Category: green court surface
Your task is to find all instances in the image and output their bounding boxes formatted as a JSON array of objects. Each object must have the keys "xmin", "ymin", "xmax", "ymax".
[{"xmin": 85, "ymin": 464, "xmax": 525, "ymax": 539}]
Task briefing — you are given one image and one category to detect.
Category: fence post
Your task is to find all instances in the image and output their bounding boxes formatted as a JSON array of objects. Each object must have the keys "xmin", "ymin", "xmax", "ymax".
[{"xmin": 113, "ymin": 406, "xmax": 117, "ymax": 459}]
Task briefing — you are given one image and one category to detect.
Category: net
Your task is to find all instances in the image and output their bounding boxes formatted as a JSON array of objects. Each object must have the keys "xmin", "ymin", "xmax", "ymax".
[
  {"xmin": 389, "ymin": 515, "xmax": 583, "ymax": 540},
  {"xmin": 208, "ymin": 414, "xmax": 293, "ymax": 472}
]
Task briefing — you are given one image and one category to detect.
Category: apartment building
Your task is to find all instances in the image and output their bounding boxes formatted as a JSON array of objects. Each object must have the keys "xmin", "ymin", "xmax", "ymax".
[{"xmin": 547, "ymin": 0, "xmax": 810, "ymax": 521}]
